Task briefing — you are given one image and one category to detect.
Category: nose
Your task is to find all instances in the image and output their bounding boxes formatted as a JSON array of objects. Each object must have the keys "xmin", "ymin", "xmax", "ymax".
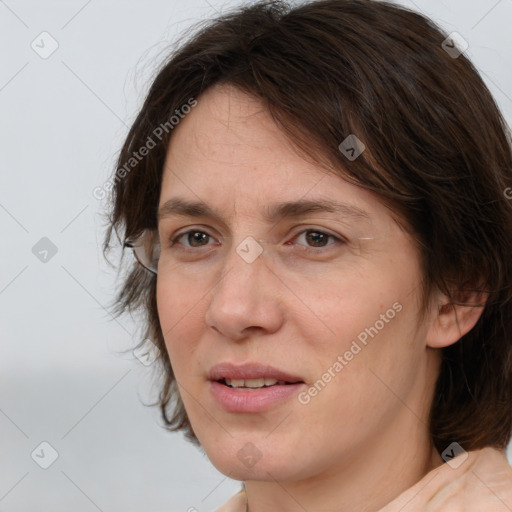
[{"xmin": 204, "ymin": 238, "xmax": 284, "ymax": 341}]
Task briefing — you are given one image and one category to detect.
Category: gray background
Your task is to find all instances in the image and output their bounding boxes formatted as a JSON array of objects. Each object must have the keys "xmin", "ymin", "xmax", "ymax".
[{"xmin": 1, "ymin": 0, "xmax": 511, "ymax": 511}]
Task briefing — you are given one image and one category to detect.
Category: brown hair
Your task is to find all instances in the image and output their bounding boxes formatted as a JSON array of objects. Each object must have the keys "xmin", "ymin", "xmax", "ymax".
[{"xmin": 102, "ymin": 0, "xmax": 512, "ymax": 453}]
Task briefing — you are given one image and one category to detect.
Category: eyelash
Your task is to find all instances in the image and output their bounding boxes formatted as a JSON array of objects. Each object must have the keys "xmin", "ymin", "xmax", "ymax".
[{"xmin": 168, "ymin": 228, "xmax": 346, "ymax": 253}]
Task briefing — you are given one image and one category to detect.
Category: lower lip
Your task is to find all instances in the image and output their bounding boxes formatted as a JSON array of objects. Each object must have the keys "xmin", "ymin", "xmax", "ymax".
[{"xmin": 209, "ymin": 381, "xmax": 306, "ymax": 413}]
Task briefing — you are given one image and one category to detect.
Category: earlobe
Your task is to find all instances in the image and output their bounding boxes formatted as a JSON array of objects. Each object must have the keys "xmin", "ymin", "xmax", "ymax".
[{"xmin": 426, "ymin": 288, "xmax": 488, "ymax": 349}]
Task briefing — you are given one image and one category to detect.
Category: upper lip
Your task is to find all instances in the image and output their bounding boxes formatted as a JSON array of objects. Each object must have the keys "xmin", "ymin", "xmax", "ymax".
[{"xmin": 208, "ymin": 362, "xmax": 305, "ymax": 383}]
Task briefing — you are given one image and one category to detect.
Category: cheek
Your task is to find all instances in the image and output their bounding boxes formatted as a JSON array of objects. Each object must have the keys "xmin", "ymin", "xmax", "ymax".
[
  {"xmin": 297, "ymin": 265, "xmax": 425, "ymax": 412},
  {"xmin": 297, "ymin": 313, "xmax": 423, "ymax": 448},
  {"xmin": 298, "ymin": 267, "xmax": 400, "ymax": 350},
  {"xmin": 156, "ymin": 274, "xmax": 205, "ymax": 374}
]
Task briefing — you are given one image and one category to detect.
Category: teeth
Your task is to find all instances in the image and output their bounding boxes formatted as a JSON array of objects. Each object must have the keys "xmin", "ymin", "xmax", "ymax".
[{"xmin": 224, "ymin": 378, "xmax": 282, "ymax": 388}]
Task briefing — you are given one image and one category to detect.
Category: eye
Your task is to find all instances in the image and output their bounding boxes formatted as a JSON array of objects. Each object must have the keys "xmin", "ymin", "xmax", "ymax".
[
  {"xmin": 170, "ymin": 229, "xmax": 217, "ymax": 249},
  {"xmin": 168, "ymin": 227, "xmax": 345, "ymax": 252},
  {"xmin": 289, "ymin": 229, "xmax": 345, "ymax": 251}
]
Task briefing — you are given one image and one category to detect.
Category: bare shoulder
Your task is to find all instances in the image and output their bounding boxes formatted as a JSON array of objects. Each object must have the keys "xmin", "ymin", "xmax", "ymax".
[{"xmin": 214, "ymin": 489, "xmax": 246, "ymax": 512}]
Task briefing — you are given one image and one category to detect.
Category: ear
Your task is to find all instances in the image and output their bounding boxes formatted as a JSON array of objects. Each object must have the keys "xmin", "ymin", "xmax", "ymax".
[{"xmin": 426, "ymin": 286, "xmax": 488, "ymax": 349}]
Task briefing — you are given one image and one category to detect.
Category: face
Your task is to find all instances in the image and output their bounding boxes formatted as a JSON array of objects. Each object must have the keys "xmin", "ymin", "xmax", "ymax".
[{"xmin": 156, "ymin": 84, "xmax": 440, "ymax": 482}]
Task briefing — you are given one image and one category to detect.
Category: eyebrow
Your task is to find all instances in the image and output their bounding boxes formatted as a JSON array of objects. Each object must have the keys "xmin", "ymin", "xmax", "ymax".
[{"xmin": 157, "ymin": 197, "xmax": 370, "ymax": 226}]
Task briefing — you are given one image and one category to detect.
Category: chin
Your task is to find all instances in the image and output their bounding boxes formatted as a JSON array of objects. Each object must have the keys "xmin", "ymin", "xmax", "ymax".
[
  {"xmin": 200, "ymin": 436, "xmax": 312, "ymax": 482},
  {"xmin": 209, "ymin": 456, "xmax": 297, "ymax": 482}
]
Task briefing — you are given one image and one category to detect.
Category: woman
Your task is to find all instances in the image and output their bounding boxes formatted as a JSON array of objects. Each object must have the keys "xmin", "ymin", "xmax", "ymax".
[{"xmin": 103, "ymin": 0, "xmax": 512, "ymax": 510}]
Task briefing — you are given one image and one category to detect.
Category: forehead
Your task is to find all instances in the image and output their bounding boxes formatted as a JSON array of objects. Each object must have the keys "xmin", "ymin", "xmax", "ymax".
[
  {"xmin": 158, "ymin": 84, "xmax": 398, "ymax": 232},
  {"xmin": 163, "ymin": 83, "xmax": 314, "ymax": 184}
]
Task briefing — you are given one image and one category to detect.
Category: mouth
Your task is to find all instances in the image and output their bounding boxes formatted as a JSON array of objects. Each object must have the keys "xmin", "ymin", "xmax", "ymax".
[
  {"xmin": 208, "ymin": 362, "xmax": 306, "ymax": 413},
  {"xmin": 217, "ymin": 377, "xmax": 304, "ymax": 389},
  {"xmin": 208, "ymin": 362, "xmax": 306, "ymax": 386}
]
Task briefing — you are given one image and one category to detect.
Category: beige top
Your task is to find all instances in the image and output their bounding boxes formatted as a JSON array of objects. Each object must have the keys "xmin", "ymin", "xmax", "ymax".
[{"xmin": 214, "ymin": 489, "xmax": 246, "ymax": 512}]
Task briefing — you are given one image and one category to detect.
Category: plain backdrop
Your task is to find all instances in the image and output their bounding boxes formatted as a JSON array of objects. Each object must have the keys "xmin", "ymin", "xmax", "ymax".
[{"xmin": 1, "ymin": 0, "xmax": 511, "ymax": 511}]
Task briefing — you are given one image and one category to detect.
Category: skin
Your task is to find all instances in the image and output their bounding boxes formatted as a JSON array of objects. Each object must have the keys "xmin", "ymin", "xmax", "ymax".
[
  {"xmin": 155, "ymin": 83, "xmax": 495, "ymax": 512},
  {"xmin": 380, "ymin": 446, "xmax": 512, "ymax": 511}
]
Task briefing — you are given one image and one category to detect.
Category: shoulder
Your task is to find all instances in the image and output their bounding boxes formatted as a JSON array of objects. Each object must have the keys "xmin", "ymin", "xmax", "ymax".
[{"xmin": 214, "ymin": 489, "xmax": 246, "ymax": 512}]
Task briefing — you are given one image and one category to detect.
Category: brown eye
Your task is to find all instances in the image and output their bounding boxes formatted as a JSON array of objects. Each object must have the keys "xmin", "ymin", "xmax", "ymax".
[
  {"xmin": 186, "ymin": 231, "xmax": 210, "ymax": 247},
  {"xmin": 170, "ymin": 230, "xmax": 215, "ymax": 249},
  {"xmin": 305, "ymin": 231, "xmax": 330, "ymax": 247},
  {"xmin": 292, "ymin": 229, "xmax": 344, "ymax": 251}
]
